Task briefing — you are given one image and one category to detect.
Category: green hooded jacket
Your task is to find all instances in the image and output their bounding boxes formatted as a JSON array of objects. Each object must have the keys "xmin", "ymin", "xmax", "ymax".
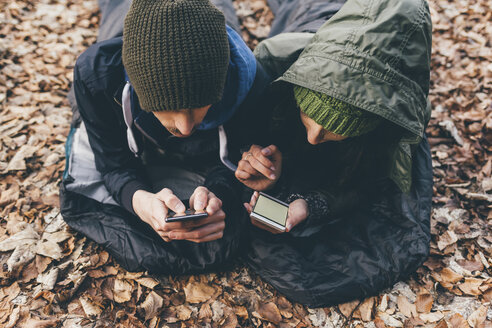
[{"xmin": 254, "ymin": 0, "xmax": 432, "ymax": 192}]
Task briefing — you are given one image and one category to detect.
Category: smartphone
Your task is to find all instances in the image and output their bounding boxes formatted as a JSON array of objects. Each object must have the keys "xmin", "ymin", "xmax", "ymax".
[
  {"xmin": 165, "ymin": 209, "xmax": 208, "ymax": 222},
  {"xmin": 251, "ymin": 192, "xmax": 289, "ymax": 232}
]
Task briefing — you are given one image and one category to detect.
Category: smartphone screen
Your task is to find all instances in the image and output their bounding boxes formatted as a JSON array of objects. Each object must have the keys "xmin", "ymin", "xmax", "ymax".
[{"xmin": 253, "ymin": 194, "xmax": 288, "ymax": 226}]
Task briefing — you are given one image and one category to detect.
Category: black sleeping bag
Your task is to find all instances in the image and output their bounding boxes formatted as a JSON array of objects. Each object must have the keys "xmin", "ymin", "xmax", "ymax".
[{"xmin": 245, "ymin": 137, "xmax": 433, "ymax": 307}]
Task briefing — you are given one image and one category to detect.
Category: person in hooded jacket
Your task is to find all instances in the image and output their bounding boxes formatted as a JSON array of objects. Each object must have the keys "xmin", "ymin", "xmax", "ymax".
[
  {"xmin": 60, "ymin": 0, "xmax": 271, "ymax": 274},
  {"xmin": 228, "ymin": 0, "xmax": 434, "ymax": 307}
]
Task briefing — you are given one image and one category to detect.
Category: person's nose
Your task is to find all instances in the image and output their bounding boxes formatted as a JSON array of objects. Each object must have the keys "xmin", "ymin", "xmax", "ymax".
[
  {"xmin": 175, "ymin": 117, "xmax": 195, "ymax": 137},
  {"xmin": 307, "ymin": 126, "xmax": 323, "ymax": 145}
]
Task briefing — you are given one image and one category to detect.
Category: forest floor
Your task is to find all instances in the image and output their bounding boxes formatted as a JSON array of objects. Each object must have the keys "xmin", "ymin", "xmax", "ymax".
[{"xmin": 0, "ymin": 0, "xmax": 490, "ymax": 327}]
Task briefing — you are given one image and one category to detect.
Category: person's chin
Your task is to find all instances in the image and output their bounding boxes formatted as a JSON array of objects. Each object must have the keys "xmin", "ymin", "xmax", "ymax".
[{"xmin": 169, "ymin": 131, "xmax": 195, "ymax": 138}]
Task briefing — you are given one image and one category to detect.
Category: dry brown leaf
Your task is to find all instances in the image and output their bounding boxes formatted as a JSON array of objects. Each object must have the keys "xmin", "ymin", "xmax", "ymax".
[
  {"xmin": 20, "ymin": 259, "xmax": 39, "ymax": 283},
  {"xmin": 416, "ymin": 293, "xmax": 434, "ymax": 313},
  {"xmin": 277, "ymin": 296, "xmax": 292, "ymax": 319},
  {"xmin": 87, "ymin": 266, "xmax": 118, "ymax": 278},
  {"xmin": 438, "ymin": 231, "xmax": 459, "ymax": 251},
  {"xmin": 338, "ymin": 299, "xmax": 359, "ymax": 317},
  {"xmin": 176, "ymin": 304, "xmax": 192, "ymax": 321},
  {"xmin": 135, "ymin": 277, "xmax": 160, "ymax": 289},
  {"xmin": 257, "ymin": 302, "xmax": 282, "ymax": 324},
  {"xmin": 448, "ymin": 313, "xmax": 470, "ymax": 328},
  {"xmin": 397, "ymin": 295, "xmax": 417, "ymax": 318},
  {"xmin": 113, "ymin": 279, "xmax": 133, "ymax": 303},
  {"xmin": 183, "ymin": 280, "xmax": 216, "ymax": 304},
  {"xmin": 5, "ymin": 306, "xmax": 20, "ymax": 328},
  {"xmin": 137, "ymin": 291, "xmax": 163, "ymax": 321},
  {"xmin": 419, "ymin": 311, "xmax": 444, "ymax": 323},
  {"xmin": 467, "ymin": 305, "xmax": 487, "ymax": 328},
  {"xmin": 199, "ymin": 303, "xmax": 213, "ymax": 320},
  {"xmin": 3, "ymin": 145, "xmax": 39, "ymax": 172},
  {"xmin": 235, "ymin": 306, "xmax": 248, "ymax": 320},
  {"xmin": 440, "ymin": 267, "xmax": 464, "ymax": 283},
  {"xmin": 377, "ymin": 312, "xmax": 403, "ymax": 327},
  {"xmin": 221, "ymin": 312, "xmax": 239, "ymax": 328},
  {"xmin": 36, "ymin": 267, "xmax": 58, "ymax": 290},
  {"xmin": 79, "ymin": 295, "xmax": 103, "ymax": 317},
  {"xmin": 23, "ymin": 318, "xmax": 59, "ymax": 328},
  {"xmin": 435, "ymin": 320, "xmax": 449, "ymax": 328},
  {"xmin": 458, "ymin": 278, "xmax": 483, "ymax": 296},
  {"xmin": 374, "ymin": 317, "xmax": 386, "ymax": 328},
  {"xmin": 358, "ymin": 297, "xmax": 375, "ymax": 322},
  {"xmin": 0, "ymin": 185, "xmax": 19, "ymax": 207}
]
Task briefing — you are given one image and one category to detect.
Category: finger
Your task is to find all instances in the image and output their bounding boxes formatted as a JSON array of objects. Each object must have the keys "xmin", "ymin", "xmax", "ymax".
[
  {"xmin": 156, "ymin": 188, "xmax": 186, "ymax": 213},
  {"xmin": 206, "ymin": 195, "xmax": 222, "ymax": 215},
  {"xmin": 251, "ymin": 146, "xmax": 275, "ymax": 170},
  {"xmin": 261, "ymin": 144, "xmax": 278, "ymax": 156},
  {"xmin": 242, "ymin": 145, "xmax": 261, "ymax": 159},
  {"xmin": 187, "ymin": 230, "xmax": 225, "ymax": 243},
  {"xmin": 248, "ymin": 156, "xmax": 276, "ymax": 180},
  {"xmin": 235, "ymin": 169, "xmax": 252, "ymax": 181},
  {"xmin": 250, "ymin": 191, "xmax": 259, "ymax": 206},
  {"xmin": 179, "ymin": 210, "xmax": 225, "ymax": 229},
  {"xmin": 169, "ymin": 221, "xmax": 225, "ymax": 241},
  {"xmin": 191, "ymin": 186, "xmax": 208, "ymax": 211},
  {"xmin": 286, "ymin": 200, "xmax": 309, "ymax": 232},
  {"xmin": 238, "ymin": 160, "xmax": 261, "ymax": 176},
  {"xmin": 150, "ymin": 198, "xmax": 168, "ymax": 231},
  {"xmin": 244, "ymin": 203, "xmax": 252, "ymax": 214}
]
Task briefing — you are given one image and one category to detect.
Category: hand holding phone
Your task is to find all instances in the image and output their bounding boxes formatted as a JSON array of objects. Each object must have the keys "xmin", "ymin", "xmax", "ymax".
[
  {"xmin": 163, "ymin": 186, "xmax": 226, "ymax": 243},
  {"xmin": 245, "ymin": 192, "xmax": 309, "ymax": 234}
]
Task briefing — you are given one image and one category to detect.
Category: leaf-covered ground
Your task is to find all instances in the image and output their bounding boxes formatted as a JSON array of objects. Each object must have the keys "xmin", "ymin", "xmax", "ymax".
[{"xmin": 0, "ymin": 0, "xmax": 491, "ymax": 327}]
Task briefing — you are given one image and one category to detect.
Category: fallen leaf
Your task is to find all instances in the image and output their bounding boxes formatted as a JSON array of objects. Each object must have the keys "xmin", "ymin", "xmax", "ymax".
[
  {"xmin": 137, "ymin": 291, "xmax": 163, "ymax": 321},
  {"xmin": 36, "ymin": 267, "xmax": 58, "ymax": 290},
  {"xmin": 183, "ymin": 281, "xmax": 216, "ymax": 304},
  {"xmin": 113, "ymin": 279, "xmax": 133, "ymax": 303},
  {"xmin": 458, "ymin": 278, "xmax": 483, "ymax": 296},
  {"xmin": 434, "ymin": 320, "xmax": 449, "ymax": 328},
  {"xmin": 358, "ymin": 297, "xmax": 375, "ymax": 321},
  {"xmin": 24, "ymin": 318, "xmax": 59, "ymax": 328},
  {"xmin": 416, "ymin": 293, "xmax": 434, "ymax": 313},
  {"xmin": 257, "ymin": 302, "xmax": 282, "ymax": 324},
  {"xmin": 135, "ymin": 277, "xmax": 159, "ymax": 289},
  {"xmin": 80, "ymin": 295, "xmax": 102, "ymax": 317},
  {"xmin": 467, "ymin": 305, "xmax": 487, "ymax": 328},
  {"xmin": 448, "ymin": 313, "xmax": 470, "ymax": 328},
  {"xmin": 438, "ymin": 231, "xmax": 458, "ymax": 250},
  {"xmin": 397, "ymin": 295, "xmax": 417, "ymax": 318},
  {"xmin": 0, "ymin": 185, "xmax": 19, "ymax": 207},
  {"xmin": 176, "ymin": 304, "xmax": 192, "ymax": 321},
  {"xmin": 5, "ymin": 306, "xmax": 20, "ymax": 328},
  {"xmin": 199, "ymin": 303, "xmax": 213, "ymax": 320},
  {"xmin": 338, "ymin": 300, "xmax": 359, "ymax": 317},
  {"xmin": 419, "ymin": 311, "xmax": 444, "ymax": 323},
  {"xmin": 440, "ymin": 267, "xmax": 464, "ymax": 284}
]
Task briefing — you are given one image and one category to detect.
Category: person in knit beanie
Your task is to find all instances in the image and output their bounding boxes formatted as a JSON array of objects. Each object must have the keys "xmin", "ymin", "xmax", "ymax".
[{"xmin": 62, "ymin": 0, "xmax": 271, "ymax": 274}]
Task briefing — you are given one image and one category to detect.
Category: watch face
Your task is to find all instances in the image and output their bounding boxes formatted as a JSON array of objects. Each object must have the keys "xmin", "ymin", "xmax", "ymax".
[{"xmin": 253, "ymin": 194, "xmax": 288, "ymax": 226}]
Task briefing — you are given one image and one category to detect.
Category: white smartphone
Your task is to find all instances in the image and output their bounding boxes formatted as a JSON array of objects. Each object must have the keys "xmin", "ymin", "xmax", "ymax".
[{"xmin": 250, "ymin": 192, "xmax": 289, "ymax": 232}]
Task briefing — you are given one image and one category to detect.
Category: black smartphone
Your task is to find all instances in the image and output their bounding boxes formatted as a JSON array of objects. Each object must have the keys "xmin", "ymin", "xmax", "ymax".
[
  {"xmin": 165, "ymin": 199, "xmax": 208, "ymax": 222},
  {"xmin": 165, "ymin": 209, "xmax": 208, "ymax": 222},
  {"xmin": 251, "ymin": 192, "xmax": 289, "ymax": 232}
]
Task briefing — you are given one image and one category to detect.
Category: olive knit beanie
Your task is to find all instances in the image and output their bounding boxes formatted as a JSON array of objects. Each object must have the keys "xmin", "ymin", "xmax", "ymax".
[
  {"xmin": 293, "ymin": 85, "xmax": 382, "ymax": 137},
  {"xmin": 122, "ymin": 0, "xmax": 230, "ymax": 112}
]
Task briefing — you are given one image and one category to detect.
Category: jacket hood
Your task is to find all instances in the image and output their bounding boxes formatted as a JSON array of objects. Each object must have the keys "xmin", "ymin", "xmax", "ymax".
[{"xmin": 279, "ymin": 0, "xmax": 432, "ymax": 144}]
